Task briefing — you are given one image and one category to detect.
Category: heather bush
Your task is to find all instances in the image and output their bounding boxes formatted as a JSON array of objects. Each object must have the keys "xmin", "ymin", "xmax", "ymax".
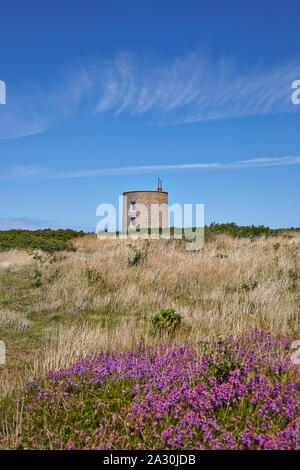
[{"xmin": 0, "ymin": 330, "xmax": 299, "ymax": 450}]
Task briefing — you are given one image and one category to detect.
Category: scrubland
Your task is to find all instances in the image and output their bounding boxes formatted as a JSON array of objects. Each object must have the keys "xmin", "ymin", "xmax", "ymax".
[{"xmin": 0, "ymin": 232, "xmax": 299, "ymax": 449}]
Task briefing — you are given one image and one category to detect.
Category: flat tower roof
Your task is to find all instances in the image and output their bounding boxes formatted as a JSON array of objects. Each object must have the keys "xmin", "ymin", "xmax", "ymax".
[{"xmin": 123, "ymin": 190, "xmax": 168, "ymax": 194}]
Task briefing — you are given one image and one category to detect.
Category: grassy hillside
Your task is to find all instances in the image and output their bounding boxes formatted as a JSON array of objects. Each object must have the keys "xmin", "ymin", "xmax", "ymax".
[{"xmin": 0, "ymin": 229, "xmax": 299, "ymax": 449}]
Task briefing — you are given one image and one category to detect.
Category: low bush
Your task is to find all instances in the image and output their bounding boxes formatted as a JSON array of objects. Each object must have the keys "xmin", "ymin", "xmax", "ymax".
[
  {"xmin": 152, "ymin": 308, "xmax": 182, "ymax": 334},
  {"xmin": 0, "ymin": 229, "xmax": 86, "ymax": 253},
  {"xmin": 127, "ymin": 243, "xmax": 148, "ymax": 267}
]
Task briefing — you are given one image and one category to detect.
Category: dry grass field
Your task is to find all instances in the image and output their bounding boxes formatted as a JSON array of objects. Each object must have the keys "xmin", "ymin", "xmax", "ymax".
[{"xmin": 0, "ymin": 233, "xmax": 299, "ymax": 400}]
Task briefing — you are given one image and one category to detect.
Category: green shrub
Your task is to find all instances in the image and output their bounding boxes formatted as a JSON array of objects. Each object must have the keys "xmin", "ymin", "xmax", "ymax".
[
  {"xmin": 152, "ymin": 308, "xmax": 181, "ymax": 334},
  {"xmin": 127, "ymin": 244, "xmax": 147, "ymax": 267},
  {"xmin": 0, "ymin": 229, "xmax": 86, "ymax": 253},
  {"xmin": 287, "ymin": 270, "xmax": 298, "ymax": 293},
  {"xmin": 203, "ymin": 222, "xmax": 299, "ymax": 241},
  {"xmin": 85, "ymin": 268, "xmax": 101, "ymax": 286},
  {"xmin": 223, "ymin": 280, "xmax": 258, "ymax": 294}
]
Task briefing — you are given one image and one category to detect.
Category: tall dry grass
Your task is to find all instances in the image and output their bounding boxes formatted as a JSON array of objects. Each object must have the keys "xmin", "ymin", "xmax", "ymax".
[
  {"xmin": 30, "ymin": 319, "xmax": 153, "ymax": 377},
  {"xmin": 0, "ymin": 233, "xmax": 299, "ymax": 399},
  {"xmin": 30, "ymin": 233, "xmax": 300, "ymax": 376},
  {"xmin": 0, "ymin": 309, "xmax": 31, "ymax": 332},
  {"xmin": 54, "ymin": 233, "xmax": 300, "ymax": 338},
  {"xmin": 0, "ymin": 250, "xmax": 33, "ymax": 269}
]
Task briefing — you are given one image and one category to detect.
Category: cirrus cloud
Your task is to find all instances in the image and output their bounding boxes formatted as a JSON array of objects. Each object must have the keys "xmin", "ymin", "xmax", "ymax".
[{"xmin": 0, "ymin": 52, "xmax": 300, "ymax": 139}]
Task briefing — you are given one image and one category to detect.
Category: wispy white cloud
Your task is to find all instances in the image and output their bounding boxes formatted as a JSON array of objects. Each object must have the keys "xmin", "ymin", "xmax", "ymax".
[
  {"xmin": 232, "ymin": 156, "xmax": 300, "ymax": 167},
  {"xmin": 0, "ymin": 67, "xmax": 94, "ymax": 140},
  {"xmin": 0, "ymin": 102, "xmax": 48, "ymax": 139},
  {"xmin": 1, "ymin": 52, "xmax": 300, "ymax": 139},
  {"xmin": 3, "ymin": 155, "xmax": 297, "ymax": 180},
  {"xmin": 9, "ymin": 165, "xmax": 46, "ymax": 177},
  {"xmin": 53, "ymin": 162, "xmax": 219, "ymax": 179},
  {"xmin": 88, "ymin": 53, "xmax": 300, "ymax": 124},
  {"xmin": 52, "ymin": 156, "xmax": 300, "ymax": 178},
  {"xmin": 0, "ymin": 165, "xmax": 46, "ymax": 180}
]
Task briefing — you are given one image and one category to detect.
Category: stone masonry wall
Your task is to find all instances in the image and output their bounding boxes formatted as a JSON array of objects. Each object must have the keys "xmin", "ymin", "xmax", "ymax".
[{"xmin": 122, "ymin": 191, "xmax": 168, "ymax": 232}]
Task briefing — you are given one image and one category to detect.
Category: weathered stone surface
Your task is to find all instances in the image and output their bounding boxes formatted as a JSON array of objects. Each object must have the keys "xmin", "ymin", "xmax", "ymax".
[{"xmin": 122, "ymin": 190, "xmax": 168, "ymax": 231}]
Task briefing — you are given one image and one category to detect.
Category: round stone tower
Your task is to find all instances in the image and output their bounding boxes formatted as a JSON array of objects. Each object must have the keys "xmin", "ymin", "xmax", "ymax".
[{"xmin": 122, "ymin": 179, "xmax": 168, "ymax": 232}]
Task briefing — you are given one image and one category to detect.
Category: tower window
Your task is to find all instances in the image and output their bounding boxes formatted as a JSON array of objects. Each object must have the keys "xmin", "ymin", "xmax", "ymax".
[
  {"xmin": 130, "ymin": 201, "xmax": 136, "ymax": 211},
  {"xmin": 130, "ymin": 216, "xmax": 136, "ymax": 227}
]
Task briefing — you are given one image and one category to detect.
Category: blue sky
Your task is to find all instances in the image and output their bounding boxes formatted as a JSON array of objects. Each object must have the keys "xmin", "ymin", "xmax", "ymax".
[{"xmin": 0, "ymin": 0, "xmax": 300, "ymax": 231}]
